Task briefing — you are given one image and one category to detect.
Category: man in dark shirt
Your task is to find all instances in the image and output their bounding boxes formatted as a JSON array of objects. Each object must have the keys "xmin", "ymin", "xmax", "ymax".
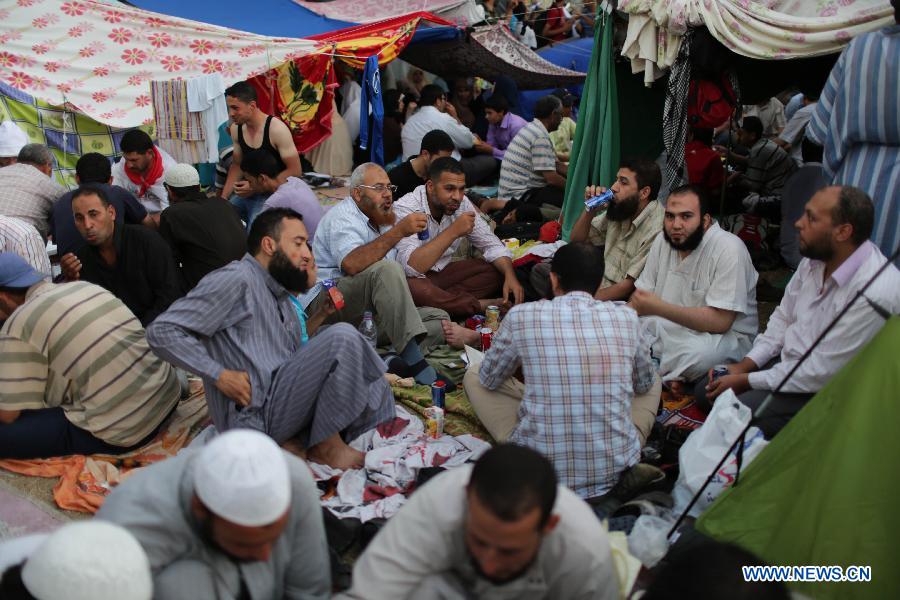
[
  {"xmin": 50, "ymin": 153, "xmax": 151, "ymax": 256},
  {"xmin": 59, "ymin": 186, "xmax": 181, "ymax": 326},
  {"xmin": 158, "ymin": 164, "xmax": 247, "ymax": 293},
  {"xmin": 388, "ymin": 129, "xmax": 454, "ymax": 198}
]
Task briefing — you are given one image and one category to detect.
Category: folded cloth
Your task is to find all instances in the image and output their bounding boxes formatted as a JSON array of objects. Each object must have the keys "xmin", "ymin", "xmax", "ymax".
[{"xmin": 0, "ymin": 387, "xmax": 210, "ymax": 513}]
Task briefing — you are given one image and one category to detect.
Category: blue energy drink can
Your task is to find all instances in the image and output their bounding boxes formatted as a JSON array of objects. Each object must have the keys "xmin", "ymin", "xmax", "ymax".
[
  {"xmin": 417, "ymin": 210, "xmax": 430, "ymax": 240},
  {"xmin": 431, "ymin": 381, "xmax": 446, "ymax": 409},
  {"xmin": 585, "ymin": 188, "xmax": 614, "ymax": 210}
]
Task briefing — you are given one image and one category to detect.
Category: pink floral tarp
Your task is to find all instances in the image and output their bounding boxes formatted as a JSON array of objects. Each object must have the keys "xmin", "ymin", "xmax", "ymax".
[{"xmin": 0, "ymin": 0, "xmax": 317, "ymax": 127}]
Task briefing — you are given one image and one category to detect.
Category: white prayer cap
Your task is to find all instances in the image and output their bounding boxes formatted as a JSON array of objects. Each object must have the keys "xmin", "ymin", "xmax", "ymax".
[
  {"xmin": 164, "ymin": 163, "xmax": 200, "ymax": 187},
  {"xmin": 0, "ymin": 121, "xmax": 28, "ymax": 157},
  {"xmin": 193, "ymin": 429, "xmax": 292, "ymax": 527},
  {"xmin": 21, "ymin": 521, "xmax": 152, "ymax": 600}
]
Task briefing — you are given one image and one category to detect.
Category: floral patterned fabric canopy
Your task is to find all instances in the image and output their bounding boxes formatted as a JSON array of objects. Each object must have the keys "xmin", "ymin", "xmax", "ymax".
[
  {"xmin": 0, "ymin": 0, "xmax": 318, "ymax": 127},
  {"xmin": 295, "ymin": 0, "xmax": 483, "ymax": 27},
  {"xmin": 618, "ymin": 0, "xmax": 894, "ymax": 84}
]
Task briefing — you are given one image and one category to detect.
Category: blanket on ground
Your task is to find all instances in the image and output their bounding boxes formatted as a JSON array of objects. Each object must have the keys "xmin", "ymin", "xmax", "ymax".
[{"xmin": 0, "ymin": 390, "xmax": 209, "ymax": 514}]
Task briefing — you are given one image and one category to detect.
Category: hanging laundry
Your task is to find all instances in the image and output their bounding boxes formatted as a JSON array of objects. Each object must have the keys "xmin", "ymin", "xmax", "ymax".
[
  {"xmin": 358, "ymin": 54, "xmax": 384, "ymax": 166},
  {"xmin": 186, "ymin": 74, "xmax": 229, "ymax": 164},
  {"xmin": 150, "ymin": 80, "xmax": 206, "ymax": 164}
]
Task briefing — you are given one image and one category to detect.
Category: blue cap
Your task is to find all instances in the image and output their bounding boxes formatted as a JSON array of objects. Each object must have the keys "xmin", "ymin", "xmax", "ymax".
[{"xmin": 0, "ymin": 252, "xmax": 45, "ymax": 288}]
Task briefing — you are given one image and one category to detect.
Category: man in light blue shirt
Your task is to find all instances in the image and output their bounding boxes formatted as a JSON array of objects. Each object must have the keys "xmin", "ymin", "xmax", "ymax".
[{"xmin": 309, "ymin": 163, "xmax": 451, "ymax": 387}]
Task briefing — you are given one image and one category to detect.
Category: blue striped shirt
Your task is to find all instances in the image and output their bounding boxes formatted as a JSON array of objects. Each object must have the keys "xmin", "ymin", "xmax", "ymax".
[
  {"xmin": 806, "ymin": 25, "xmax": 900, "ymax": 258},
  {"xmin": 498, "ymin": 119, "xmax": 557, "ymax": 201},
  {"xmin": 146, "ymin": 254, "xmax": 304, "ymax": 434}
]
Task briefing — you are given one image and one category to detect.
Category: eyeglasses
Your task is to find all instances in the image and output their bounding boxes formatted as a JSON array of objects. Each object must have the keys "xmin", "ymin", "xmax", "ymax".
[{"xmin": 356, "ymin": 184, "xmax": 398, "ymax": 194}]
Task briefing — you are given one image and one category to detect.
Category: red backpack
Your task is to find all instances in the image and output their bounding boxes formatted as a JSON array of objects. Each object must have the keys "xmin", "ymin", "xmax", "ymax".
[{"xmin": 687, "ymin": 76, "xmax": 737, "ymax": 129}]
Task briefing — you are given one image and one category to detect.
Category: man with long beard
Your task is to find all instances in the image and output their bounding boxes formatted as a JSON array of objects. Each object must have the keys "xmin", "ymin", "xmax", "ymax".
[
  {"xmin": 629, "ymin": 185, "xmax": 759, "ymax": 382},
  {"xmin": 337, "ymin": 444, "xmax": 618, "ymax": 600},
  {"xmin": 698, "ymin": 186, "xmax": 900, "ymax": 437},
  {"xmin": 147, "ymin": 208, "xmax": 394, "ymax": 470},
  {"xmin": 308, "ymin": 163, "xmax": 452, "ymax": 388},
  {"xmin": 532, "ymin": 158, "xmax": 665, "ymax": 301}
]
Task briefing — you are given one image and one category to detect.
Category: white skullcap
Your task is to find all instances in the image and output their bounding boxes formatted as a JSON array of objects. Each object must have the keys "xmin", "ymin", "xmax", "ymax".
[
  {"xmin": 0, "ymin": 121, "xmax": 28, "ymax": 157},
  {"xmin": 21, "ymin": 521, "xmax": 152, "ymax": 600},
  {"xmin": 193, "ymin": 429, "xmax": 292, "ymax": 527},
  {"xmin": 164, "ymin": 163, "xmax": 200, "ymax": 187}
]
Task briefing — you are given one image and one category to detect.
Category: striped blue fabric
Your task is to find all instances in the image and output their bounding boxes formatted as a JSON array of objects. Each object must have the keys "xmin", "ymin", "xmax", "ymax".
[{"xmin": 806, "ymin": 25, "xmax": 900, "ymax": 259}]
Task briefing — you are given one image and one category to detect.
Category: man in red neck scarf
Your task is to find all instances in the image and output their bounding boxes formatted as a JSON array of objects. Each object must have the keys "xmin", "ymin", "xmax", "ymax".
[{"xmin": 111, "ymin": 130, "xmax": 176, "ymax": 223}]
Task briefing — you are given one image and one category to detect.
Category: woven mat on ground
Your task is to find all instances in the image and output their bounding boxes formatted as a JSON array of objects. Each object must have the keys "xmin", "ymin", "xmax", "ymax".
[
  {"xmin": 656, "ymin": 381, "xmax": 706, "ymax": 431},
  {"xmin": 314, "ymin": 185, "xmax": 349, "ymax": 211},
  {"xmin": 0, "ymin": 389, "xmax": 209, "ymax": 514},
  {"xmin": 391, "ymin": 384, "xmax": 494, "ymax": 444}
]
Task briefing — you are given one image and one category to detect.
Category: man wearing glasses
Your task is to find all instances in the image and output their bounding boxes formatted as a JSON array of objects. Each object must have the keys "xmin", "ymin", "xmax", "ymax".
[{"xmin": 307, "ymin": 163, "xmax": 452, "ymax": 388}]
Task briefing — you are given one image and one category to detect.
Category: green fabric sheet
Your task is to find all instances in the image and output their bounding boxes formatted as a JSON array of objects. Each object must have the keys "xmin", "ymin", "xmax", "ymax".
[
  {"xmin": 697, "ymin": 317, "xmax": 900, "ymax": 599},
  {"xmin": 560, "ymin": 12, "xmax": 620, "ymax": 240}
]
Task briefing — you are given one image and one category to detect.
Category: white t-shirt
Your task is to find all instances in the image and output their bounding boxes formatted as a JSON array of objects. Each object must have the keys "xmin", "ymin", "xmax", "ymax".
[
  {"xmin": 636, "ymin": 222, "xmax": 759, "ymax": 337},
  {"xmin": 400, "ymin": 106, "xmax": 475, "ymax": 160}
]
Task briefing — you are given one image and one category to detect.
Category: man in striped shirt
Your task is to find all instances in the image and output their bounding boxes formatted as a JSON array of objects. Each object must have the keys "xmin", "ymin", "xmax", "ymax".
[
  {"xmin": 497, "ymin": 95, "xmax": 568, "ymax": 208},
  {"xmin": 0, "ymin": 216, "xmax": 50, "ymax": 280},
  {"xmin": 0, "ymin": 253, "xmax": 180, "ymax": 459},
  {"xmin": 806, "ymin": 3, "xmax": 900, "ymax": 260},
  {"xmin": 720, "ymin": 116, "xmax": 797, "ymax": 217},
  {"xmin": 147, "ymin": 209, "xmax": 395, "ymax": 471}
]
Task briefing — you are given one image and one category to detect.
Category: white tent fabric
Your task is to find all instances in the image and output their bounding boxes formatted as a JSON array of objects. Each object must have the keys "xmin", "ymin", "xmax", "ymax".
[
  {"xmin": 0, "ymin": 0, "xmax": 317, "ymax": 127},
  {"xmin": 618, "ymin": 0, "xmax": 894, "ymax": 85},
  {"xmin": 295, "ymin": 0, "xmax": 485, "ymax": 26}
]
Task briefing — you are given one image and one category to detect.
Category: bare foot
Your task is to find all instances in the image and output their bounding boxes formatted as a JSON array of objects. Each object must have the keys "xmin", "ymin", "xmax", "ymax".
[
  {"xmin": 441, "ymin": 319, "xmax": 480, "ymax": 349},
  {"xmin": 281, "ymin": 438, "xmax": 307, "ymax": 459},
  {"xmin": 478, "ymin": 298, "xmax": 503, "ymax": 312},
  {"xmin": 306, "ymin": 433, "xmax": 365, "ymax": 471}
]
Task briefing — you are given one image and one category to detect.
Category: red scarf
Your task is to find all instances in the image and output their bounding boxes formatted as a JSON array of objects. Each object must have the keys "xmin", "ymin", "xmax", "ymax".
[{"xmin": 124, "ymin": 147, "xmax": 165, "ymax": 198}]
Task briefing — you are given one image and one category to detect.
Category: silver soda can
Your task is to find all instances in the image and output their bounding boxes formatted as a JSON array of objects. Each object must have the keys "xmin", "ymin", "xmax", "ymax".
[{"xmin": 711, "ymin": 365, "xmax": 730, "ymax": 380}]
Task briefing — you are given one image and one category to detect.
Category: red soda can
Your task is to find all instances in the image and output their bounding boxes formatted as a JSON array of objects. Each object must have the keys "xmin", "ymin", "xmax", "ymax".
[
  {"xmin": 479, "ymin": 327, "xmax": 493, "ymax": 351},
  {"xmin": 465, "ymin": 315, "xmax": 486, "ymax": 330}
]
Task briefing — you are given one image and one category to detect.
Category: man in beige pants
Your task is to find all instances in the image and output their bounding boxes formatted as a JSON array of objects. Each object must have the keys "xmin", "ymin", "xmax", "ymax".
[
  {"xmin": 465, "ymin": 366, "xmax": 660, "ymax": 446},
  {"xmin": 463, "ymin": 243, "xmax": 661, "ymax": 499}
]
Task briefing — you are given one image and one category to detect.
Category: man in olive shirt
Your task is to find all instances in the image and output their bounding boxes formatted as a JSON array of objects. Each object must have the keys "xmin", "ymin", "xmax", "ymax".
[{"xmin": 531, "ymin": 158, "xmax": 664, "ymax": 301}]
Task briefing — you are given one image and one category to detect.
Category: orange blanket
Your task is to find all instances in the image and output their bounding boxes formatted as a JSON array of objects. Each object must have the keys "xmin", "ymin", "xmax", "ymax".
[{"xmin": 0, "ymin": 391, "xmax": 209, "ymax": 514}]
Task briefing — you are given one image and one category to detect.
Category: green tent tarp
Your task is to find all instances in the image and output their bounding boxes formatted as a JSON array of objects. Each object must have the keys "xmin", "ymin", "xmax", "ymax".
[
  {"xmin": 697, "ymin": 317, "xmax": 900, "ymax": 599},
  {"xmin": 560, "ymin": 11, "xmax": 620, "ymax": 240}
]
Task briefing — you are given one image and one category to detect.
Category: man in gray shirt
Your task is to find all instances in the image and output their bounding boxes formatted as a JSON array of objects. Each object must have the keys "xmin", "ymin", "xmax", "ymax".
[
  {"xmin": 147, "ymin": 208, "xmax": 394, "ymax": 470},
  {"xmin": 98, "ymin": 429, "xmax": 331, "ymax": 600},
  {"xmin": 338, "ymin": 445, "xmax": 618, "ymax": 600}
]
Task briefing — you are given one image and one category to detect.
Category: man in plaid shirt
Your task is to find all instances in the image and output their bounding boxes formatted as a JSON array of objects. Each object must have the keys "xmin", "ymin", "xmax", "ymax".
[{"xmin": 464, "ymin": 242, "xmax": 657, "ymax": 499}]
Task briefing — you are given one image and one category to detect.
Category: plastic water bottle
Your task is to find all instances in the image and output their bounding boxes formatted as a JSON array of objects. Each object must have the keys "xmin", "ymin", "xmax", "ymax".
[{"xmin": 358, "ymin": 311, "xmax": 377, "ymax": 347}]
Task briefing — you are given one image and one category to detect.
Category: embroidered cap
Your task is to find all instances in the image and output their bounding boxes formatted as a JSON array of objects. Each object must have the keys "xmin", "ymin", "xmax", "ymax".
[
  {"xmin": 0, "ymin": 121, "xmax": 28, "ymax": 157},
  {"xmin": 163, "ymin": 163, "xmax": 200, "ymax": 188},
  {"xmin": 193, "ymin": 429, "xmax": 292, "ymax": 527},
  {"xmin": 21, "ymin": 521, "xmax": 152, "ymax": 600}
]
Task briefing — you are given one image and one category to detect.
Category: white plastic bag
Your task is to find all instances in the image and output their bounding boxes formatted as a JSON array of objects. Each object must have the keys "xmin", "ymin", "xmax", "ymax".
[
  {"xmin": 672, "ymin": 390, "xmax": 769, "ymax": 518},
  {"xmin": 627, "ymin": 515, "xmax": 671, "ymax": 568}
]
